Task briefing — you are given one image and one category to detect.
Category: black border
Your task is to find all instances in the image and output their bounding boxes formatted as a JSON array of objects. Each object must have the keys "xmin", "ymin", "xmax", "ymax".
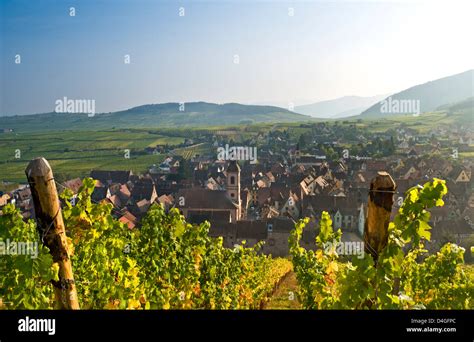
[{"xmin": 0, "ymin": 310, "xmax": 472, "ymax": 341}]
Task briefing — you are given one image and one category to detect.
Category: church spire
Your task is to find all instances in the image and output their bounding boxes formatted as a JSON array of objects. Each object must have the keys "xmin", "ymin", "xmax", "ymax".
[{"xmin": 226, "ymin": 160, "xmax": 241, "ymax": 219}]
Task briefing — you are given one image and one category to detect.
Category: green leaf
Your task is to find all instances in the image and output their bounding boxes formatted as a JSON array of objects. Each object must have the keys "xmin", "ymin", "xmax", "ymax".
[{"xmin": 417, "ymin": 220, "xmax": 431, "ymax": 241}]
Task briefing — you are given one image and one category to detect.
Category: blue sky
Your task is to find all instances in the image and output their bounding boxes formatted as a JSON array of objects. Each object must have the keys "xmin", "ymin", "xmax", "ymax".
[{"xmin": 1, "ymin": 0, "xmax": 473, "ymax": 115}]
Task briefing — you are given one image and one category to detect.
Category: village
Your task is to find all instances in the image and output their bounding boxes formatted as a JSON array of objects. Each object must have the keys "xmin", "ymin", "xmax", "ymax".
[{"xmin": 2, "ymin": 122, "xmax": 473, "ymax": 258}]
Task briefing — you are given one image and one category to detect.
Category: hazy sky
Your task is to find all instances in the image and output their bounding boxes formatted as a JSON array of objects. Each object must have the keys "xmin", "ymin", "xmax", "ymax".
[{"xmin": 1, "ymin": 0, "xmax": 473, "ymax": 115}]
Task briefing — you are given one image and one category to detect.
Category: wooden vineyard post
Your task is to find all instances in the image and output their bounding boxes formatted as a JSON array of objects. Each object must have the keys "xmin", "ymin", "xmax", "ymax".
[
  {"xmin": 25, "ymin": 157, "xmax": 80, "ymax": 310},
  {"xmin": 364, "ymin": 171, "xmax": 396, "ymax": 264}
]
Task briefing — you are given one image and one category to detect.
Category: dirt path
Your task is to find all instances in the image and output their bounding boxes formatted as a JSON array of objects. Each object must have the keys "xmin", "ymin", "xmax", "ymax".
[{"xmin": 264, "ymin": 271, "xmax": 301, "ymax": 309}]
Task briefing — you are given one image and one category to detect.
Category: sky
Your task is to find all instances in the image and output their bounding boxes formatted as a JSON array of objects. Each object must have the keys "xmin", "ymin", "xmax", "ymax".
[{"xmin": 1, "ymin": 0, "xmax": 473, "ymax": 115}]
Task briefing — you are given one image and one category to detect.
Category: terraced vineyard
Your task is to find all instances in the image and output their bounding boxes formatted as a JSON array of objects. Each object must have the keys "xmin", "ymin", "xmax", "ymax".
[
  {"xmin": 0, "ymin": 130, "xmax": 182, "ymax": 183},
  {"xmin": 171, "ymin": 143, "xmax": 212, "ymax": 160}
]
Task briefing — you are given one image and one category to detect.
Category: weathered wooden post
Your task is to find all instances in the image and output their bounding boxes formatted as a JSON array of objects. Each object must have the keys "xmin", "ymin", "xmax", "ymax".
[
  {"xmin": 25, "ymin": 157, "xmax": 80, "ymax": 309},
  {"xmin": 364, "ymin": 171, "xmax": 396, "ymax": 264}
]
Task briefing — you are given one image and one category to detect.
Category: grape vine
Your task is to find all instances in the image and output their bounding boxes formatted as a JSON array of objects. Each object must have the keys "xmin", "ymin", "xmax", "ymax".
[
  {"xmin": 0, "ymin": 178, "xmax": 291, "ymax": 309},
  {"xmin": 290, "ymin": 178, "xmax": 473, "ymax": 309}
]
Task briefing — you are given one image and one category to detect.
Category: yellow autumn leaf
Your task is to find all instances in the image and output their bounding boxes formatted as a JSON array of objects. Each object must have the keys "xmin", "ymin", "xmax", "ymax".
[
  {"xmin": 127, "ymin": 299, "xmax": 140, "ymax": 309},
  {"xmin": 90, "ymin": 229, "xmax": 100, "ymax": 239},
  {"xmin": 326, "ymin": 261, "xmax": 339, "ymax": 274},
  {"xmin": 408, "ymin": 189, "xmax": 419, "ymax": 203}
]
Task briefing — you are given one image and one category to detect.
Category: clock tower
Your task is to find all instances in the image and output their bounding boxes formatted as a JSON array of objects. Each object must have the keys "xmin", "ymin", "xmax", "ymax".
[{"xmin": 226, "ymin": 160, "xmax": 241, "ymax": 220}]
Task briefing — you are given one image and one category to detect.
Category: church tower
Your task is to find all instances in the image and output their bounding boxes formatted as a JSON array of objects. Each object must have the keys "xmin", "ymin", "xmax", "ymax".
[
  {"xmin": 295, "ymin": 143, "xmax": 300, "ymax": 163},
  {"xmin": 226, "ymin": 160, "xmax": 241, "ymax": 220}
]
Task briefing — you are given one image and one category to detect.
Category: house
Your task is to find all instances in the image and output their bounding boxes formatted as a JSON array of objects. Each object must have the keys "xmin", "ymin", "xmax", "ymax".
[
  {"xmin": 115, "ymin": 184, "xmax": 131, "ymax": 204},
  {"xmin": 301, "ymin": 195, "xmax": 362, "ymax": 231},
  {"xmin": 15, "ymin": 187, "xmax": 31, "ymax": 202},
  {"xmin": 160, "ymin": 156, "xmax": 181, "ymax": 170},
  {"xmin": 157, "ymin": 162, "xmax": 171, "ymax": 173},
  {"xmin": 176, "ymin": 161, "xmax": 243, "ymax": 222},
  {"xmin": 12, "ymin": 187, "xmax": 32, "ymax": 215},
  {"xmin": 270, "ymin": 163, "xmax": 286, "ymax": 175},
  {"xmin": 106, "ymin": 194, "xmax": 122, "ymax": 208},
  {"xmin": 154, "ymin": 179, "xmax": 180, "ymax": 196},
  {"xmin": 177, "ymin": 189, "xmax": 240, "ymax": 223},
  {"xmin": 402, "ymin": 166, "xmax": 420, "ymax": 180},
  {"xmin": 295, "ymin": 154, "xmax": 323, "ymax": 168},
  {"xmin": 91, "ymin": 186, "xmax": 110, "ymax": 203},
  {"xmin": 262, "ymin": 217, "xmax": 297, "ymax": 256},
  {"xmin": 193, "ymin": 169, "xmax": 209, "ymax": 184},
  {"xmin": 256, "ymin": 178, "xmax": 269, "ymax": 188},
  {"xmin": 130, "ymin": 178, "xmax": 158, "ymax": 203},
  {"xmin": 265, "ymin": 172, "xmax": 276, "ymax": 183},
  {"xmin": 208, "ymin": 217, "xmax": 298, "ymax": 257},
  {"xmin": 156, "ymin": 194, "xmax": 174, "ymax": 211},
  {"xmin": 300, "ymin": 175, "xmax": 331, "ymax": 195},
  {"xmin": 253, "ymin": 183, "xmax": 292, "ymax": 210},
  {"xmin": 119, "ymin": 211, "xmax": 137, "ymax": 229},
  {"xmin": 429, "ymin": 219, "xmax": 474, "ymax": 247},
  {"xmin": 136, "ymin": 199, "xmax": 151, "ymax": 214},
  {"xmin": 280, "ymin": 193, "xmax": 300, "ymax": 219},
  {"xmin": 398, "ymin": 141, "xmax": 409, "ymax": 149},
  {"xmin": 90, "ymin": 170, "xmax": 133, "ymax": 185},
  {"xmin": 63, "ymin": 178, "xmax": 83, "ymax": 194},
  {"xmin": 450, "ymin": 166, "xmax": 471, "ymax": 183},
  {"xmin": 234, "ymin": 220, "xmax": 268, "ymax": 247},
  {"xmin": 184, "ymin": 138, "xmax": 194, "ymax": 146},
  {"xmin": 365, "ymin": 161, "xmax": 388, "ymax": 172},
  {"xmin": 407, "ymin": 148, "xmax": 418, "ymax": 158},
  {"xmin": 209, "ymin": 220, "xmax": 264, "ymax": 248},
  {"xmin": 0, "ymin": 193, "xmax": 11, "ymax": 207},
  {"xmin": 205, "ymin": 177, "xmax": 221, "ymax": 190},
  {"xmin": 188, "ymin": 210, "xmax": 232, "ymax": 225},
  {"xmin": 177, "ymin": 162, "xmax": 242, "ymax": 223},
  {"xmin": 260, "ymin": 204, "xmax": 280, "ymax": 219}
]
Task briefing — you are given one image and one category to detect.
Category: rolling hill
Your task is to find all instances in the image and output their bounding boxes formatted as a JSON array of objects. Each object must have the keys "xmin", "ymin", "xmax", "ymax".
[
  {"xmin": 295, "ymin": 94, "xmax": 388, "ymax": 118},
  {"xmin": 0, "ymin": 102, "xmax": 312, "ymax": 133},
  {"xmin": 359, "ymin": 70, "xmax": 474, "ymax": 118},
  {"xmin": 436, "ymin": 96, "xmax": 474, "ymax": 114}
]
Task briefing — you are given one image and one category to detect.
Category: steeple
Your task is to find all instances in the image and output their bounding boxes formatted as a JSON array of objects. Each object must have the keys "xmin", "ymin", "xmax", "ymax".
[
  {"xmin": 295, "ymin": 143, "xmax": 301, "ymax": 162},
  {"xmin": 226, "ymin": 160, "xmax": 241, "ymax": 219}
]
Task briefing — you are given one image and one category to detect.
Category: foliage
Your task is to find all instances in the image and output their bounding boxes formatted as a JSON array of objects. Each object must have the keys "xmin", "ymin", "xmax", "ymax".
[
  {"xmin": 61, "ymin": 178, "xmax": 143, "ymax": 309},
  {"xmin": 1, "ymin": 178, "xmax": 291, "ymax": 309},
  {"xmin": 132, "ymin": 202, "xmax": 291, "ymax": 309},
  {"xmin": 0, "ymin": 204, "xmax": 57, "ymax": 309},
  {"xmin": 290, "ymin": 178, "xmax": 473, "ymax": 309}
]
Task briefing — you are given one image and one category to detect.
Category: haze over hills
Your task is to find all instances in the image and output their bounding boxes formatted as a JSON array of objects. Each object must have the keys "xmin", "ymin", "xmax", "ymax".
[
  {"xmin": 294, "ymin": 94, "xmax": 389, "ymax": 118},
  {"xmin": 0, "ymin": 102, "xmax": 312, "ymax": 132},
  {"xmin": 359, "ymin": 70, "xmax": 474, "ymax": 118},
  {"xmin": 2, "ymin": 70, "xmax": 473, "ymax": 133}
]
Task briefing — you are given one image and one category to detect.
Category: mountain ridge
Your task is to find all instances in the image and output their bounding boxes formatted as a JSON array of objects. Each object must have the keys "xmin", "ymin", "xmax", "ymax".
[
  {"xmin": 295, "ymin": 94, "xmax": 389, "ymax": 118},
  {"xmin": 0, "ymin": 101, "xmax": 312, "ymax": 132},
  {"xmin": 359, "ymin": 70, "xmax": 473, "ymax": 118}
]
